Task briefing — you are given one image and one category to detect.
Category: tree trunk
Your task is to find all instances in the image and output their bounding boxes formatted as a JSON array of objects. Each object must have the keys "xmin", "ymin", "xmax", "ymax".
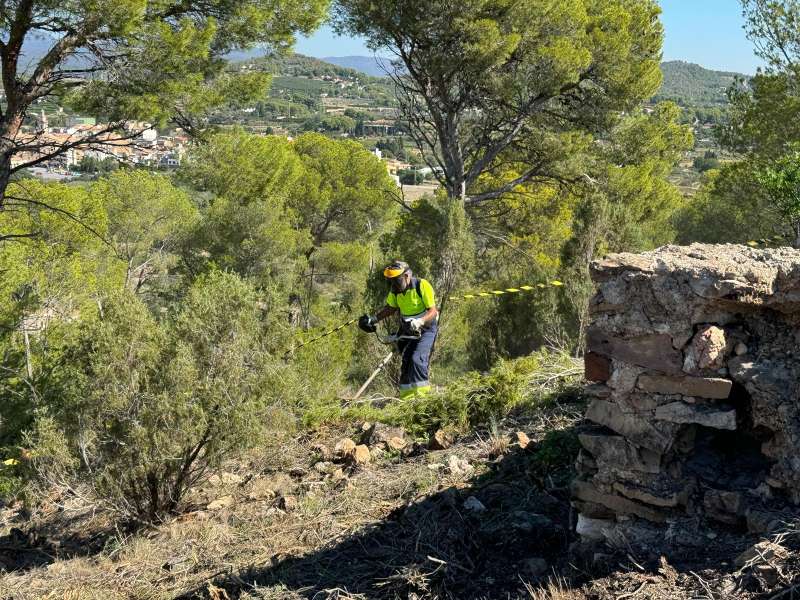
[
  {"xmin": 0, "ymin": 152, "xmax": 13, "ymax": 210},
  {"xmin": 0, "ymin": 115, "xmax": 25, "ymax": 211}
]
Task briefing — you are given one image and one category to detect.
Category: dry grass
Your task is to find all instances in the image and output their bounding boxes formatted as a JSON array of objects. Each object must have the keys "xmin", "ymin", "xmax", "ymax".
[
  {"xmin": 0, "ymin": 400, "xmax": 592, "ymax": 599},
  {"xmin": 477, "ymin": 431, "xmax": 510, "ymax": 461},
  {"xmin": 4, "ymin": 390, "xmax": 791, "ymax": 599},
  {"xmin": 523, "ymin": 577, "xmax": 585, "ymax": 600},
  {"xmin": 0, "ymin": 425, "xmax": 488, "ymax": 598}
]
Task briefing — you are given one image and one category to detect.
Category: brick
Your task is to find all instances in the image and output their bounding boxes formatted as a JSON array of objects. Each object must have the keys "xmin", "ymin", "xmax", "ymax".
[
  {"xmin": 584, "ymin": 352, "xmax": 611, "ymax": 382},
  {"xmin": 585, "ymin": 399, "xmax": 678, "ymax": 454},
  {"xmin": 654, "ymin": 402, "xmax": 736, "ymax": 430},
  {"xmin": 571, "ymin": 480, "xmax": 668, "ymax": 523},
  {"xmin": 586, "ymin": 328, "xmax": 683, "ymax": 374},
  {"xmin": 638, "ymin": 374, "xmax": 732, "ymax": 399},
  {"xmin": 578, "ymin": 431, "xmax": 662, "ymax": 474}
]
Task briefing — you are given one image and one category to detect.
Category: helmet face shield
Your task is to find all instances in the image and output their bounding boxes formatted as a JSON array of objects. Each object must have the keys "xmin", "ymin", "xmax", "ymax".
[
  {"xmin": 384, "ymin": 260, "xmax": 410, "ymax": 293},
  {"xmin": 383, "ymin": 266, "xmax": 406, "ymax": 278}
]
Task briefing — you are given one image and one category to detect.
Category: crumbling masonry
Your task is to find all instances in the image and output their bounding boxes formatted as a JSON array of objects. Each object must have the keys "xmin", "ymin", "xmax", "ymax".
[{"xmin": 575, "ymin": 244, "xmax": 800, "ymax": 547}]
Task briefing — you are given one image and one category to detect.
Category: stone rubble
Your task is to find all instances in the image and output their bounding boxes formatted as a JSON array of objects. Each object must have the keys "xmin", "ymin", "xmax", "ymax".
[{"xmin": 575, "ymin": 244, "xmax": 800, "ymax": 550}]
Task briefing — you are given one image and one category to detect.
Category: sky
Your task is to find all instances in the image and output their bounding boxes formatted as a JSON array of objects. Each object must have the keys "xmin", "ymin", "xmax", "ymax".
[
  {"xmin": 294, "ymin": 0, "xmax": 766, "ymax": 75},
  {"xmin": 660, "ymin": 0, "xmax": 764, "ymax": 73}
]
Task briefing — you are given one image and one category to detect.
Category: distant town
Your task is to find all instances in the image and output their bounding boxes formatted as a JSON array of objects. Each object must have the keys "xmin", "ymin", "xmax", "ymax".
[
  {"xmin": 12, "ymin": 108, "xmax": 187, "ymax": 180},
  {"xmin": 13, "ymin": 55, "xmax": 739, "ymax": 200}
]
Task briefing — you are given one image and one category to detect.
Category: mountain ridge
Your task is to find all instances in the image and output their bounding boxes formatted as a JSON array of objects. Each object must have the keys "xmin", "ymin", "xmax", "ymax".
[
  {"xmin": 315, "ymin": 55, "xmax": 749, "ymax": 106},
  {"xmin": 655, "ymin": 60, "xmax": 747, "ymax": 105},
  {"xmin": 321, "ymin": 55, "xmax": 396, "ymax": 77}
]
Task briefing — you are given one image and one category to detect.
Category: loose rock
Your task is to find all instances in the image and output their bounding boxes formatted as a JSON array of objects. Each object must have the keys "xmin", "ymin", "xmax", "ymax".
[
  {"xmin": 276, "ymin": 495, "xmax": 299, "ymax": 512},
  {"xmin": 207, "ymin": 495, "xmax": 235, "ymax": 511},
  {"xmin": 754, "ymin": 564, "xmax": 779, "ymax": 587},
  {"xmin": 245, "ymin": 479, "xmax": 276, "ymax": 501},
  {"xmin": 735, "ymin": 541, "xmax": 788, "ymax": 567},
  {"xmin": 352, "ymin": 444, "xmax": 371, "ymax": 465},
  {"xmin": 387, "ymin": 436, "xmax": 407, "ymax": 451},
  {"xmin": 208, "ymin": 472, "xmax": 243, "ymax": 486},
  {"xmin": 312, "ymin": 443, "xmax": 333, "ymax": 462},
  {"xmin": 575, "ymin": 514, "xmax": 615, "ymax": 542},
  {"xmin": 429, "ymin": 429, "xmax": 453, "ymax": 450},
  {"xmin": 684, "ymin": 325, "xmax": 728, "ymax": 373},
  {"xmin": 361, "ymin": 423, "xmax": 407, "ymax": 448},
  {"xmin": 463, "ymin": 496, "xmax": 487, "ymax": 513},
  {"xmin": 447, "ymin": 454, "xmax": 473, "ymax": 476},
  {"xmin": 334, "ymin": 438, "xmax": 356, "ymax": 460},
  {"xmin": 314, "ymin": 461, "xmax": 335, "ymax": 475}
]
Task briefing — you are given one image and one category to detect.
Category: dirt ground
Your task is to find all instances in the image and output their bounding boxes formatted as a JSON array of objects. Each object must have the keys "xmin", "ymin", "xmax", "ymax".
[{"xmin": 1, "ymin": 397, "xmax": 800, "ymax": 600}]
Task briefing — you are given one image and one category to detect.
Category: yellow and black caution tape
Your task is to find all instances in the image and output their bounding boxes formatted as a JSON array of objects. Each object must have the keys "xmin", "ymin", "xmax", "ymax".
[
  {"xmin": 448, "ymin": 280, "xmax": 564, "ymax": 302},
  {"xmin": 284, "ymin": 316, "xmax": 359, "ymax": 357},
  {"xmin": 746, "ymin": 236, "xmax": 788, "ymax": 248},
  {"xmin": 285, "ymin": 279, "xmax": 566, "ymax": 356}
]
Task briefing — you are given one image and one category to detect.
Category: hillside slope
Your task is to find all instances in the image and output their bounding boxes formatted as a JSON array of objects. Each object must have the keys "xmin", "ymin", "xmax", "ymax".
[
  {"xmin": 655, "ymin": 60, "xmax": 747, "ymax": 105},
  {"xmin": 316, "ymin": 56, "xmax": 749, "ymax": 109}
]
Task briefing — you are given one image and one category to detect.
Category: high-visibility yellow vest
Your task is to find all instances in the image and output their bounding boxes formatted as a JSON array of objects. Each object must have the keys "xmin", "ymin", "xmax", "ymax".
[{"xmin": 386, "ymin": 278, "xmax": 436, "ymax": 317}]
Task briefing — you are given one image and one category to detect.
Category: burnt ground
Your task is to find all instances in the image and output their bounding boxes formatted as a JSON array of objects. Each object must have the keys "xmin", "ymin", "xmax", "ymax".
[{"xmin": 1, "ymin": 399, "xmax": 800, "ymax": 600}]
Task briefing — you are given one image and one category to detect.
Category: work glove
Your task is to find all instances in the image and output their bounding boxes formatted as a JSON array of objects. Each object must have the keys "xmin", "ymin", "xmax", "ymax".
[
  {"xmin": 358, "ymin": 314, "xmax": 378, "ymax": 333},
  {"xmin": 409, "ymin": 317, "xmax": 425, "ymax": 333}
]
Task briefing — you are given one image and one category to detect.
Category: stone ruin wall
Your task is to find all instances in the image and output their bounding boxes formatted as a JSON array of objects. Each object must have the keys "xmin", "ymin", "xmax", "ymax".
[{"xmin": 574, "ymin": 244, "xmax": 800, "ymax": 549}]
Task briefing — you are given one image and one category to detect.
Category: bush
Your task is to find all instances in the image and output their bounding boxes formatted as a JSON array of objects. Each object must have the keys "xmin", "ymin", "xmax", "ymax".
[
  {"xmin": 693, "ymin": 154, "xmax": 720, "ymax": 173},
  {"xmin": 674, "ymin": 162, "xmax": 782, "ymax": 244},
  {"xmin": 398, "ymin": 169, "xmax": 424, "ymax": 185},
  {"xmin": 388, "ymin": 349, "xmax": 582, "ymax": 436},
  {"xmin": 25, "ymin": 271, "xmax": 290, "ymax": 523},
  {"xmin": 529, "ymin": 428, "xmax": 581, "ymax": 486},
  {"xmin": 0, "ymin": 462, "xmax": 22, "ymax": 500}
]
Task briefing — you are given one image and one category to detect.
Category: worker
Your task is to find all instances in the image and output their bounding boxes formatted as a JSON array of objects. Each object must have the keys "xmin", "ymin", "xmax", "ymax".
[{"xmin": 359, "ymin": 260, "xmax": 439, "ymax": 399}]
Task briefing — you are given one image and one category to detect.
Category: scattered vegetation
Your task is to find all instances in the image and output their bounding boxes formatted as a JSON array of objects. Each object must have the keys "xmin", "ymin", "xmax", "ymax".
[{"xmin": 5, "ymin": 0, "xmax": 800, "ymax": 597}]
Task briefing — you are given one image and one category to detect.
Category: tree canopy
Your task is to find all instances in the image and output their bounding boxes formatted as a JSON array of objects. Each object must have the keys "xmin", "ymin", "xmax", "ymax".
[
  {"xmin": 698, "ymin": 0, "xmax": 800, "ymax": 246},
  {"xmin": 334, "ymin": 0, "xmax": 664, "ymax": 204},
  {"xmin": 0, "ymin": 0, "xmax": 329, "ymax": 238}
]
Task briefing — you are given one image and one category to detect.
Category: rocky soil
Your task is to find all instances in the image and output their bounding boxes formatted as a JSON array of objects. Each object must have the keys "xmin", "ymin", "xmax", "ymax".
[
  {"xmin": 2, "ymin": 394, "xmax": 797, "ymax": 600},
  {"xmin": 0, "ymin": 401, "xmax": 589, "ymax": 600}
]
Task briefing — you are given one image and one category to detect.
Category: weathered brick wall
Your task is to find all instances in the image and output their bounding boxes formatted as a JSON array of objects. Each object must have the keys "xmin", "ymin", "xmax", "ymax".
[{"xmin": 574, "ymin": 244, "xmax": 800, "ymax": 548}]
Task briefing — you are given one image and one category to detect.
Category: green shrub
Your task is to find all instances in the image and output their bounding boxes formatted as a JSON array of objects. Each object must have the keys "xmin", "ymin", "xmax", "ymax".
[
  {"xmin": 19, "ymin": 411, "xmax": 77, "ymax": 497},
  {"xmin": 389, "ymin": 349, "xmax": 581, "ymax": 436},
  {"xmin": 25, "ymin": 271, "xmax": 293, "ymax": 523},
  {"xmin": 529, "ymin": 428, "xmax": 581, "ymax": 486},
  {"xmin": 0, "ymin": 475, "xmax": 20, "ymax": 499},
  {"xmin": 0, "ymin": 461, "xmax": 22, "ymax": 500},
  {"xmin": 398, "ymin": 169, "xmax": 424, "ymax": 185},
  {"xmin": 298, "ymin": 348, "xmax": 582, "ymax": 436}
]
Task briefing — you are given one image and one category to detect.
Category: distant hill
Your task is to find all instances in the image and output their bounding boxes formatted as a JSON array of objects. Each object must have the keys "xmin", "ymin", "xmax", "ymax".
[
  {"xmin": 656, "ymin": 61, "xmax": 747, "ymax": 106},
  {"xmin": 232, "ymin": 52, "xmax": 398, "ymax": 109},
  {"xmin": 241, "ymin": 52, "xmax": 381, "ymax": 81},
  {"xmin": 322, "ymin": 56, "xmax": 394, "ymax": 77},
  {"xmin": 15, "ymin": 39, "xmax": 749, "ymax": 113},
  {"xmin": 317, "ymin": 57, "xmax": 748, "ymax": 107}
]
